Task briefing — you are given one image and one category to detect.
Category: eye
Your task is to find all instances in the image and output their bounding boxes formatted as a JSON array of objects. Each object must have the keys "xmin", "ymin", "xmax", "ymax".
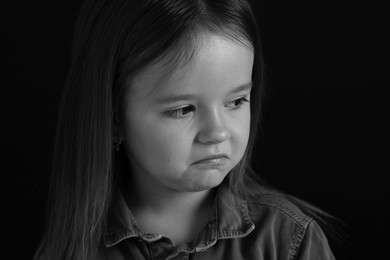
[
  {"xmin": 165, "ymin": 105, "xmax": 195, "ymax": 119},
  {"xmin": 225, "ymin": 97, "xmax": 250, "ymax": 111}
]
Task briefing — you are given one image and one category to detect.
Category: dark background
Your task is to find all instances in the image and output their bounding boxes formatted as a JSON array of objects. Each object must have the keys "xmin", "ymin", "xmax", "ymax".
[{"xmin": 2, "ymin": 0, "xmax": 389, "ymax": 259}]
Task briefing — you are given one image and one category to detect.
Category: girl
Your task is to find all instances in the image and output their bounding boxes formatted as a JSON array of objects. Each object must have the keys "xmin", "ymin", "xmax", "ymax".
[{"xmin": 35, "ymin": 0, "xmax": 339, "ymax": 259}]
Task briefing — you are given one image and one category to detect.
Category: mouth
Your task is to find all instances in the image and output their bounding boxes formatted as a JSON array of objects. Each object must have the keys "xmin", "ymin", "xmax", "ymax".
[{"xmin": 192, "ymin": 153, "xmax": 229, "ymax": 165}]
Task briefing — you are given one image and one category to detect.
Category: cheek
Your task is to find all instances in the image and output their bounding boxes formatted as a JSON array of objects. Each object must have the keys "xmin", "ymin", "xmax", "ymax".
[
  {"xmin": 153, "ymin": 124, "xmax": 194, "ymax": 167},
  {"xmin": 124, "ymin": 116, "xmax": 192, "ymax": 170}
]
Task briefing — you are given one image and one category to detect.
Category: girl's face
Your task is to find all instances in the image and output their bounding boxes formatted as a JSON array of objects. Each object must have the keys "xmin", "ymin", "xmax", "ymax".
[{"xmin": 120, "ymin": 33, "xmax": 254, "ymax": 193}]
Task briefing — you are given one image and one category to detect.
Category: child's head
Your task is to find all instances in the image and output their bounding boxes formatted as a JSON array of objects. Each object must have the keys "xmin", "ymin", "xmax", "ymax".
[{"xmin": 66, "ymin": 0, "xmax": 264, "ymax": 195}]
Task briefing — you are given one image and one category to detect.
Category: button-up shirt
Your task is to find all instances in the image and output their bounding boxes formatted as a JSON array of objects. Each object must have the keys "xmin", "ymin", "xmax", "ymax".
[{"xmin": 97, "ymin": 182, "xmax": 335, "ymax": 259}]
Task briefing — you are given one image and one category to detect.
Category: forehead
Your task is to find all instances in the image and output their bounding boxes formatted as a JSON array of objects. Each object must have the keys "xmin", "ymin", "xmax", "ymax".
[{"xmin": 126, "ymin": 33, "xmax": 254, "ymax": 101}]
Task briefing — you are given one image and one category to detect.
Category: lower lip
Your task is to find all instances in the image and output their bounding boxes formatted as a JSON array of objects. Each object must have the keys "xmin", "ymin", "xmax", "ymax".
[{"xmin": 193, "ymin": 157, "xmax": 228, "ymax": 169}]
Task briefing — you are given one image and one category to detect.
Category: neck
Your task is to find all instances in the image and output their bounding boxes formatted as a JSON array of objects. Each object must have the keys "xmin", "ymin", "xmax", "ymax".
[{"xmin": 122, "ymin": 176, "xmax": 216, "ymax": 216}]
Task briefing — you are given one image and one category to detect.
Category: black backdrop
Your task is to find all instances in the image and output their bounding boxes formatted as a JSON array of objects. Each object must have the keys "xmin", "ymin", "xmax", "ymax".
[{"xmin": 2, "ymin": 0, "xmax": 389, "ymax": 259}]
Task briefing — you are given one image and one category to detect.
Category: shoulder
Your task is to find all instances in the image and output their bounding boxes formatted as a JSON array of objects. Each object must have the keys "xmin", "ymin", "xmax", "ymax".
[
  {"xmin": 246, "ymin": 188, "xmax": 312, "ymax": 228},
  {"xmin": 242, "ymin": 188, "xmax": 335, "ymax": 259}
]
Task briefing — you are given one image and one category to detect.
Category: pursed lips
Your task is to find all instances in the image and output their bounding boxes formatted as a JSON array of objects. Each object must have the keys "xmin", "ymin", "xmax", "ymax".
[{"xmin": 192, "ymin": 153, "xmax": 229, "ymax": 165}]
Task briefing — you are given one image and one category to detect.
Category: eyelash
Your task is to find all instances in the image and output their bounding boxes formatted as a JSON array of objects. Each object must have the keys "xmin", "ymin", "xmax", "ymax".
[
  {"xmin": 166, "ymin": 105, "xmax": 195, "ymax": 119},
  {"xmin": 225, "ymin": 97, "xmax": 250, "ymax": 111},
  {"xmin": 165, "ymin": 97, "xmax": 250, "ymax": 120}
]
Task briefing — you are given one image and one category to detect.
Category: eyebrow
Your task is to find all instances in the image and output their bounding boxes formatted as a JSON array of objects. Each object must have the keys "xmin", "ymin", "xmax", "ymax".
[{"xmin": 156, "ymin": 82, "xmax": 253, "ymax": 104}]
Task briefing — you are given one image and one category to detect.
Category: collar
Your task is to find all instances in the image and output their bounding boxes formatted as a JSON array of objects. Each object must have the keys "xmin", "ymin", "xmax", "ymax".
[{"xmin": 103, "ymin": 181, "xmax": 255, "ymax": 251}]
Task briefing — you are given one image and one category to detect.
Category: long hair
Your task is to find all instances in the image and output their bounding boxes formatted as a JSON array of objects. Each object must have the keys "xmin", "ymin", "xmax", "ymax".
[{"xmin": 35, "ymin": 0, "xmax": 343, "ymax": 259}]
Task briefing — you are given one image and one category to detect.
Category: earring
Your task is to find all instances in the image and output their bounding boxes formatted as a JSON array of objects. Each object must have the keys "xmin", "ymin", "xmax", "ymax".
[{"xmin": 113, "ymin": 137, "xmax": 123, "ymax": 151}]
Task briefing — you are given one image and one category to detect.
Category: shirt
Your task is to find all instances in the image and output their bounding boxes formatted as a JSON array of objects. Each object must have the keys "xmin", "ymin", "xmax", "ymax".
[{"xmin": 97, "ymin": 182, "xmax": 335, "ymax": 260}]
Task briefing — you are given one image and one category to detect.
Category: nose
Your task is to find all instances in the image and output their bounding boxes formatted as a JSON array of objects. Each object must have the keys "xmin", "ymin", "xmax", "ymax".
[{"xmin": 196, "ymin": 110, "xmax": 231, "ymax": 144}]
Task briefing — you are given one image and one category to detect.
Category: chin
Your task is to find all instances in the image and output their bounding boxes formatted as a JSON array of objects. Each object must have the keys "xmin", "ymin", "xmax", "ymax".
[{"xmin": 184, "ymin": 171, "xmax": 227, "ymax": 192}]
